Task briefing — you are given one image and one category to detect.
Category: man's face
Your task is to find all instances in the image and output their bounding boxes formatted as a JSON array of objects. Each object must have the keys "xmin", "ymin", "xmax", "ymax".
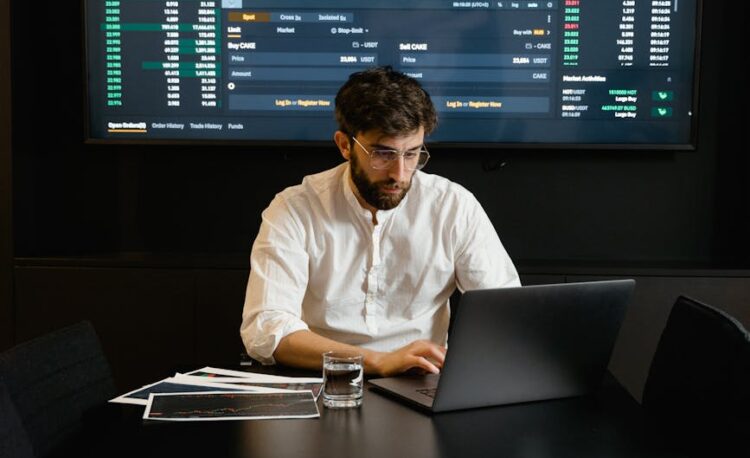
[{"xmin": 348, "ymin": 128, "xmax": 424, "ymax": 211}]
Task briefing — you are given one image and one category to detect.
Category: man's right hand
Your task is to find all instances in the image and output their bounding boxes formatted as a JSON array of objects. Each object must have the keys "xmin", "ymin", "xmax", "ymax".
[{"xmin": 366, "ymin": 340, "xmax": 447, "ymax": 377}]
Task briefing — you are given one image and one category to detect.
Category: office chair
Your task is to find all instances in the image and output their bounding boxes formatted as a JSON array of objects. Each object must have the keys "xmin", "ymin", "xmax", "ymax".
[
  {"xmin": 0, "ymin": 321, "xmax": 116, "ymax": 458},
  {"xmin": 0, "ymin": 378, "xmax": 34, "ymax": 458},
  {"xmin": 642, "ymin": 295, "xmax": 750, "ymax": 455}
]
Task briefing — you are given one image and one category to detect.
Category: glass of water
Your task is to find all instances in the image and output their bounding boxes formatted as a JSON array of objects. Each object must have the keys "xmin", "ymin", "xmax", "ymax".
[{"xmin": 322, "ymin": 351, "xmax": 363, "ymax": 408}]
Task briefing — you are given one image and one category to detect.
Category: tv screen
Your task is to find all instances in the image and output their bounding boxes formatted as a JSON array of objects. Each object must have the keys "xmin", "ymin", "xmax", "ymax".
[{"xmin": 84, "ymin": 0, "xmax": 701, "ymax": 148}]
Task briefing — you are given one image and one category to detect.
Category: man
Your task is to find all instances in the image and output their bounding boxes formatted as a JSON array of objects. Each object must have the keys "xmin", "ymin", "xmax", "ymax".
[{"xmin": 241, "ymin": 66, "xmax": 519, "ymax": 376}]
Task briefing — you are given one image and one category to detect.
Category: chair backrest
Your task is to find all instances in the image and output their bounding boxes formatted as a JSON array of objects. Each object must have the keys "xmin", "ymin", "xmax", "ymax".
[
  {"xmin": 642, "ymin": 295, "xmax": 750, "ymax": 452},
  {"xmin": 0, "ymin": 378, "xmax": 34, "ymax": 458},
  {"xmin": 0, "ymin": 321, "xmax": 116, "ymax": 458}
]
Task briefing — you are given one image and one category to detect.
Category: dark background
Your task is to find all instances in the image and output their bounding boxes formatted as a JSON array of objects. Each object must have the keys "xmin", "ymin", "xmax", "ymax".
[{"xmin": 1, "ymin": 1, "xmax": 749, "ymax": 400}]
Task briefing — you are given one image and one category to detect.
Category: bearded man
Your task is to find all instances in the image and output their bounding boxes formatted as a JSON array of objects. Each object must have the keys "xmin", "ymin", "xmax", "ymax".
[{"xmin": 240, "ymin": 66, "xmax": 519, "ymax": 376}]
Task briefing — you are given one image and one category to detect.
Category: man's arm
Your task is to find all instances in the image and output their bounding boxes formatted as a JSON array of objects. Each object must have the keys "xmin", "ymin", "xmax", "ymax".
[
  {"xmin": 275, "ymin": 329, "xmax": 446, "ymax": 377},
  {"xmin": 454, "ymin": 195, "xmax": 520, "ymax": 291}
]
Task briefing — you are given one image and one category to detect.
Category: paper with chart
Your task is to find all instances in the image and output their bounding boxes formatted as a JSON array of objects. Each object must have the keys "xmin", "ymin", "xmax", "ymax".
[{"xmin": 143, "ymin": 390, "xmax": 320, "ymax": 421}]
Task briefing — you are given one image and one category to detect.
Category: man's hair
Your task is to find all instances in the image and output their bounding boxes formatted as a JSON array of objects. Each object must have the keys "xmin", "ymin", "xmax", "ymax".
[{"xmin": 334, "ymin": 66, "xmax": 437, "ymax": 137}]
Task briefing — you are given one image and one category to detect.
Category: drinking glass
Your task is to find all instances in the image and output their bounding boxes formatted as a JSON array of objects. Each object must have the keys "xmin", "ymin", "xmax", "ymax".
[{"xmin": 322, "ymin": 351, "xmax": 363, "ymax": 408}]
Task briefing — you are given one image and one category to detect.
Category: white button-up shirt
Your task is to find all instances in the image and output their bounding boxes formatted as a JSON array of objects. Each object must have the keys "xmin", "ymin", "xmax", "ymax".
[{"xmin": 241, "ymin": 162, "xmax": 520, "ymax": 364}]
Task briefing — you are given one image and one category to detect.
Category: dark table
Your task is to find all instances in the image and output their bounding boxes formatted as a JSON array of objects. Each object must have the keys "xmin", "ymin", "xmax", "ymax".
[{"xmin": 77, "ymin": 368, "xmax": 686, "ymax": 458}]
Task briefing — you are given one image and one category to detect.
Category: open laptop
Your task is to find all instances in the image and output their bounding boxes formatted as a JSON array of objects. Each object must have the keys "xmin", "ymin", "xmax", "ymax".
[{"xmin": 369, "ymin": 279, "xmax": 635, "ymax": 413}]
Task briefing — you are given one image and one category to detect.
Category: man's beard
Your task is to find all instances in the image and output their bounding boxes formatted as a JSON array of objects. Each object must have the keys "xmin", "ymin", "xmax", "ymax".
[{"xmin": 350, "ymin": 152, "xmax": 412, "ymax": 210}]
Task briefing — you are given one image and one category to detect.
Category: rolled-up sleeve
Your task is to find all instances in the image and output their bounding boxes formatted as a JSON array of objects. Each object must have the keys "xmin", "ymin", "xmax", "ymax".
[{"xmin": 240, "ymin": 196, "xmax": 310, "ymax": 364}]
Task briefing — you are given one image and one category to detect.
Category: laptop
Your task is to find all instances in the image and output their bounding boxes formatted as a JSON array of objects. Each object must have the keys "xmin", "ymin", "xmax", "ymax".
[{"xmin": 368, "ymin": 279, "xmax": 635, "ymax": 413}]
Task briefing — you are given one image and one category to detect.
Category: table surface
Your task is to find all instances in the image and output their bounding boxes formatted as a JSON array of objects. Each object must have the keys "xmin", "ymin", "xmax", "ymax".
[{"xmin": 73, "ymin": 368, "xmax": 686, "ymax": 458}]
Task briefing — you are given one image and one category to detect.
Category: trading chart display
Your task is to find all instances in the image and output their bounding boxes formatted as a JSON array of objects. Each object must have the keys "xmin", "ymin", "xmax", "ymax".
[{"xmin": 85, "ymin": 0, "xmax": 700, "ymax": 146}]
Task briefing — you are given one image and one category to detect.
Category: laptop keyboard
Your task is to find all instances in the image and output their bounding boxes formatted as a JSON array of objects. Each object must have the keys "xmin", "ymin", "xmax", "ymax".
[{"xmin": 417, "ymin": 387, "xmax": 437, "ymax": 398}]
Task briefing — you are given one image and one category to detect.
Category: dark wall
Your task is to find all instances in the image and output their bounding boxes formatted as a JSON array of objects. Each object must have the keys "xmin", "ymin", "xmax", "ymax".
[
  {"xmin": 713, "ymin": 3, "xmax": 750, "ymax": 266},
  {"xmin": 8, "ymin": 1, "xmax": 748, "ymax": 267},
  {"xmin": 1, "ymin": 0, "xmax": 12, "ymax": 349}
]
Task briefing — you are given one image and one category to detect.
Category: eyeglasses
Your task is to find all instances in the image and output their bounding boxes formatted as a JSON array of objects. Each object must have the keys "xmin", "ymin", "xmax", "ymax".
[{"xmin": 351, "ymin": 136, "xmax": 430, "ymax": 171}]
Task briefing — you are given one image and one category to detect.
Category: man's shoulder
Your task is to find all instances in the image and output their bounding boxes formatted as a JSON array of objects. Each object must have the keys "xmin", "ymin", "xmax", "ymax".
[
  {"xmin": 276, "ymin": 163, "xmax": 345, "ymax": 203},
  {"xmin": 413, "ymin": 171, "xmax": 476, "ymax": 204}
]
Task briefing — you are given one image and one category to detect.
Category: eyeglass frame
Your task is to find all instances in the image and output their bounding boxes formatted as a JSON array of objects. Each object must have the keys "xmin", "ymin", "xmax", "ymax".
[{"xmin": 350, "ymin": 135, "xmax": 431, "ymax": 171}]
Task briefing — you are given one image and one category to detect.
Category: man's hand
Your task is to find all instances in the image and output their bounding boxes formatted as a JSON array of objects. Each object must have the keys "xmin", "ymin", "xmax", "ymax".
[
  {"xmin": 367, "ymin": 340, "xmax": 447, "ymax": 377},
  {"xmin": 274, "ymin": 331, "xmax": 446, "ymax": 377}
]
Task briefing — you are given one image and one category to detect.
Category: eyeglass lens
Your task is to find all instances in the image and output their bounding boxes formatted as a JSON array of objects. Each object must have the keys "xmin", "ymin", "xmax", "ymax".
[
  {"xmin": 352, "ymin": 137, "xmax": 429, "ymax": 171},
  {"xmin": 370, "ymin": 150, "xmax": 428, "ymax": 170}
]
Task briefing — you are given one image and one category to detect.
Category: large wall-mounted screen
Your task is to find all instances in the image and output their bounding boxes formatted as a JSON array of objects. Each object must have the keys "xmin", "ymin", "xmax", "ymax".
[{"xmin": 85, "ymin": 0, "xmax": 701, "ymax": 147}]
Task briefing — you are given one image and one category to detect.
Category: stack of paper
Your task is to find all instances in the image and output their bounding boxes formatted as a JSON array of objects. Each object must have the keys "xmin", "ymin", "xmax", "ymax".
[{"xmin": 109, "ymin": 367, "xmax": 322, "ymax": 421}]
